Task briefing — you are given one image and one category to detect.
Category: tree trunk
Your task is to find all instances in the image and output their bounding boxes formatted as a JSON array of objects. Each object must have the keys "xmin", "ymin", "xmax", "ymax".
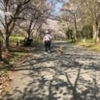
[
  {"xmin": 5, "ymin": 36, "xmax": 9, "ymax": 50},
  {"xmin": 73, "ymin": 87, "xmax": 77, "ymax": 100},
  {"xmin": 27, "ymin": 25, "xmax": 31, "ymax": 38},
  {"xmin": 0, "ymin": 40, "xmax": 2, "ymax": 60},
  {"xmin": 74, "ymin": 16, "xmax": 77, "ymax": 41},
  {"xmin": 28, "ymin": 32, "xmax": 30, "ymax": 39},
  {"xmin": 95, "ymin": 29, "xmax": 99, "ymax": 43},
  {"xmin": 93, "ymin": 23, "xmax": 99, "ymax": 43}
]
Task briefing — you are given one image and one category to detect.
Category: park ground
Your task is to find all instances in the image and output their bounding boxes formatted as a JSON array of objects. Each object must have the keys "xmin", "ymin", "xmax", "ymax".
[{"xmin": 1, "ymin": 41, "xmax": 100, "ymax": 100}]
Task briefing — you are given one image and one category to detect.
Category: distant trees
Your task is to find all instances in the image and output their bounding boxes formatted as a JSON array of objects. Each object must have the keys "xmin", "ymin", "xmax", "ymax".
[
  {"xmin": 0, "ymin": 0, "xmax": 31, "ymax": 49},
  {"xmin": 60, "ymin": 0, "xmax": 100, "ymax": 42},
  {"xmin": 83, "ymin": 0, "xmax": 100, "ymax": 42},
  {"xmin": 61, "ymin": 2, "xmax": 81, "ymax": 40},
  {"xmin": 16, "ymin": 0, "xmax": 50, "ymax": 40},
  {"xmin": 82, "ymin": 25, "xmax": 93, "ymax": 39},
  {"xmin": 0, "ymin": 0, "xmax": 99, "ymax": 49},
  {"xmin": 0, "ymin": 0, "xmax": 53, "ymax": 50}
]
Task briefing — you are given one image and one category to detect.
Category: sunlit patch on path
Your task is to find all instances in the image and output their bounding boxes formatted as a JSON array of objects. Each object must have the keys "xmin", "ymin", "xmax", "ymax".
[{"xmin": 4, "ymin": 41, "xmax": 100, "ymax": 100}]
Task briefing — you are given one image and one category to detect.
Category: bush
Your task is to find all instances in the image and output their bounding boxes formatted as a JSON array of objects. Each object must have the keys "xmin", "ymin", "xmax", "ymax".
[
  {"xmin": 81, "ymin": 25, "xmax": 93, "ymax": 39},
  {"xmin": 66, "ymin": 29, "xmax": 73, "ymax": 39}
]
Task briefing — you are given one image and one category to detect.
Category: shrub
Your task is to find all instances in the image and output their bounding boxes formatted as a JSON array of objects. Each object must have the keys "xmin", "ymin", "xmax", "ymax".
[{"xmin": 81, "ymin": 25, "xmax": 93, "ymax": 39}]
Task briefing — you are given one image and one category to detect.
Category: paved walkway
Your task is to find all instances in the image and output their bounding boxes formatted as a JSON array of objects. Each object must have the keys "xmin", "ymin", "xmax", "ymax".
[{"xmin": 4, "ymin": 41, "xmax": 100, "ymax": 100}]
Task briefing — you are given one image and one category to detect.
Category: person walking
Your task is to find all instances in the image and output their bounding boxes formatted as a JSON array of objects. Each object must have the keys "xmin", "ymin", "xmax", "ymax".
[{"xmin": 43, "ymin": 30, "xmax": 52, "ymax": 53}]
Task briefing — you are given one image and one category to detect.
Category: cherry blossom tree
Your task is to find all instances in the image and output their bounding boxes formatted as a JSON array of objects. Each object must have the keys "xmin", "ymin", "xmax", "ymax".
[
  {"xmin": 61, "ymin": 2, "xmax": 82, "ymax": 40},
  {"xmin": 69, "ymin": 0, "xmax": 100, "ymax": 42},
  {"xmin": 0, "ymin": 0, "xmax": 31, "ymax": 49},
  {"xmin": 82, "ymin": 0, "xmax": 100, "ymax": 42}
]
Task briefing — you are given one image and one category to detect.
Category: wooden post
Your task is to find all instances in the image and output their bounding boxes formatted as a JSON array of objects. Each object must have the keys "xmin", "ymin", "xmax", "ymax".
[{"xmin": 0, "ymin": 40, "xmax": 2, "ymax": 60}]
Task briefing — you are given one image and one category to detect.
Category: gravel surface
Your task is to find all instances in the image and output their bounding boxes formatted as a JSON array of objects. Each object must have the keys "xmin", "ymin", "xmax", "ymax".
[{"xmin": 4, "ymin": 41, "xmax": 100, "ymax": 100}]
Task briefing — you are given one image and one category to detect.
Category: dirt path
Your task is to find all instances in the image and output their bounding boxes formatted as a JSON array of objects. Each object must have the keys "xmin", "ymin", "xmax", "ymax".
[{"xmin": 4, "ymin": 41, "xmax": 100, "ymax": 100}]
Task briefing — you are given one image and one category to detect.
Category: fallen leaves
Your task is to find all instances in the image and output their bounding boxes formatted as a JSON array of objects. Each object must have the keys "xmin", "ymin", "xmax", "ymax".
[{"xmin": 0, "ymin": 71, "xmax": 13, "ymax": 99}]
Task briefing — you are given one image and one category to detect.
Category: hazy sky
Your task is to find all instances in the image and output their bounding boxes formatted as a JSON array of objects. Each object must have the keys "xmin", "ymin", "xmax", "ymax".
[{"xmin": 54, "ymin": 0, "xmax": 69, "ymax": 15}]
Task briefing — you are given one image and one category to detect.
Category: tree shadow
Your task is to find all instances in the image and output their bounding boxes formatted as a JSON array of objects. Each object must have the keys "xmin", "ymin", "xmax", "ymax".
[
  {"xmin": 8, "ymin": 45, "xmax": 35, "ymax": 53},
  {"xmin": 3, "ymin": 41, "xmax": 100, "ymax": 100}
]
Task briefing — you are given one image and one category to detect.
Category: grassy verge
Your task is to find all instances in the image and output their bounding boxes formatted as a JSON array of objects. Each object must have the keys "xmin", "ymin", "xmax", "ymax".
[
  {"xmin": 0, "ymin": 45, "xmax": 36, "ymax": 97},
  {"xmin": 72, "ymin": 39, "xmax": 100, "ymax": 52},
  {"xmin": 0, "ymin": 36, "xmax": 40, "ymax": 98},
  {"xmin": 0, "ymin": 51, "xmax": 22, "ymax": 98},
  {"xmin": 10, "ymin": 36, "xmax": 24, "ymax": 41}
]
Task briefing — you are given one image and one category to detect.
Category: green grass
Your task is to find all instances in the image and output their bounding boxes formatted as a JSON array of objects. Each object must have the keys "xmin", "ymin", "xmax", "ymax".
[
  {"xmin": 73, "ymin": 39, "xmax": 100, "ymax": 52},
  {"xmin": 9, "ymin": 36, "xmax": 24, "ymax": 42},
  {"xmin": 9, "ymin": 52, "xmax": 24, "ymax": 60},
  {"xmin": 2, "ymin": 51, "xmax": 24, "ymax": 65},
  {"xmin": 2, "ymin": 35, "xmax": 40, "ymax": 66}
]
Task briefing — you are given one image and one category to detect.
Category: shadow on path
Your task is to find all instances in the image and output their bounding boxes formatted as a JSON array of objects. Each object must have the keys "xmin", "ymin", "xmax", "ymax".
[{"xmin": 4, "ymin": 41, "xmax": 100, "ymax": 100}]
